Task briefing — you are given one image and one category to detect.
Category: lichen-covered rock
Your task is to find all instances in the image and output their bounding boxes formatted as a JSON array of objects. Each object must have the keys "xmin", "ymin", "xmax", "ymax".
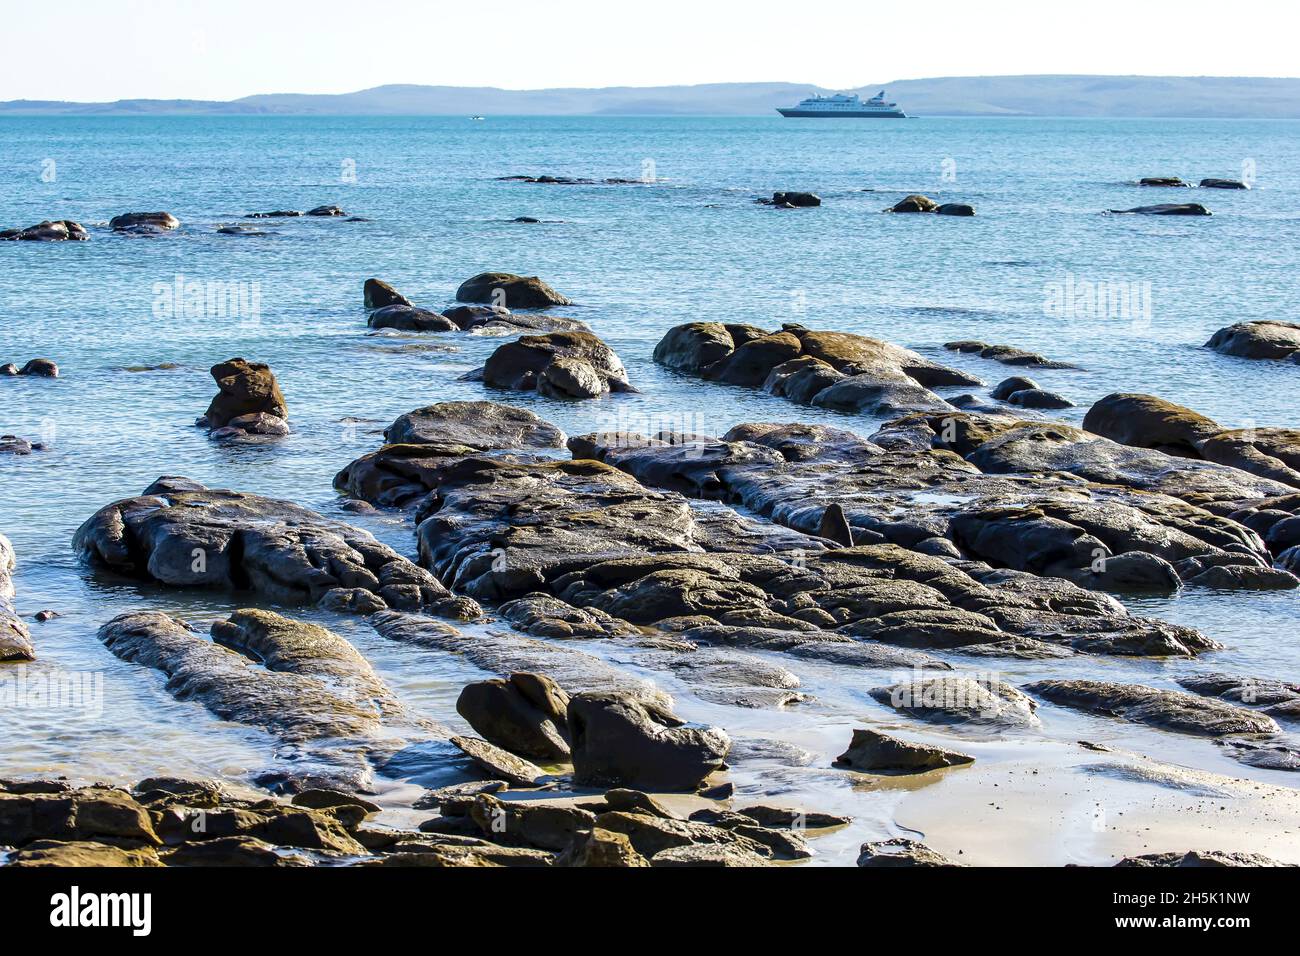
[
  {"xmin": 557, "ymin": 827, "xmax": 650, "ymax": 867},
  {"xmin": 74, "ymin": 477, "xmax": 477, "ymax": 618}
]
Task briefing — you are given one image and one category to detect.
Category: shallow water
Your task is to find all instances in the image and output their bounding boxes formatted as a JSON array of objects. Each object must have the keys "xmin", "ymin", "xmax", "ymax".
[{"xmin": 2, "ymin": 116, "xmax": 1299, "ymax": 864}]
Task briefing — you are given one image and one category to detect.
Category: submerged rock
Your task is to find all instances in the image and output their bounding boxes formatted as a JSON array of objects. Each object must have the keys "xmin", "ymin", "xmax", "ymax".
[
  {"xmin": 945, "ymin": 340, "xmax": 1076, "ymax": 369},
  {"xmin": 0, "ymin": 220, "xmax": 88, "ymax": 241},
  {"xmin": 109, "ymin": 211, "xmax": 180, "ymax": 232},
  {"xmin": 472, "ymin": 331, "xmax": 635, "ymax": 398},
  {"xmin": 383, "ymin": 401, "xmax": 566, "ymax": 453},
  {"xmin": 761, "ymin": 191, "xmax": 821, "ymax": 207},
  {"xmin": 1024, "ymin": 679, "xmax": 1280, "ymax": 736},
  {"xmin": 1108, "ymin": 203, "xmax": 1211, "ymax": 215},
  {"xmin": 653, "ymin": 322, "xmax": 979, "ymax": 416},
  {"xmin": 834, "ymin": 728, "xmax": 974, "ymax": 773},
  {"xmin": 1205, "ymin": 320, "xmax": 1300, "ymax": 362},
  {"xmin": 74, "ymin": 477, "xmax": 477, "ymax": 618},
  {"xmin": 456, "ymin": 271, "xmax": 572, "ymax": 308},
  {"xmin": 0, "ymin": 534, "xmax": 34, "ymax": 662},
  {"xmin": 568, "ymin": 691, "xmax": 730, "ymax": 791}
]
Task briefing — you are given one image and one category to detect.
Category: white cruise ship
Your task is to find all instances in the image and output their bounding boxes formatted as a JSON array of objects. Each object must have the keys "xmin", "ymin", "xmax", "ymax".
[{"xmin": 777, "ymin": 90, "xmax": 908, "ymax": 118}]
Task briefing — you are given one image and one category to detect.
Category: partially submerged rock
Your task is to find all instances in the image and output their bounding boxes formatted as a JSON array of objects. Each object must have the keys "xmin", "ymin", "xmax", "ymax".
[
  {"xmin": 0, "ymin": 220, "xmax": 88, "ymax": 241},
  {"xmin": 456, "ymin": 272, "xmax": 572, "ymax": 309},
  {"xmin": 945, "ymin": 340, "xmax": 1077, "ymax": 369},
  {"xmin": 653, "ymin": 322, "xmax": 979, "ymax": 416},
  {"xmin": 0, "ymin": 534, "xmax": 34, "ymax": 662},
  {"xmin": 759, "ymin": 191, "xmax": 821, "ymax": 207},
  {"xmin": 1139, "ymin": 177, "xmax": 1189, "ymax": 187},
  {"xmin": 1177, "ymin": 673, "xmax": 1300, "ymax": 721},
  {"xmin": 109, "ymin": 211, "xmax": 180, "ymax": 233},
  {"xmin": 1024, "ymin": 679, "xmax": 1280, "ymax": 736},
  {"xmin": 197, "ymin": 358, "xmax": 288, "ymax": 435},
  {"xmin": 871, "ymin": 676, "xmax": 1040, "ymax": 728},
  {"xmin": 887, "ymin": 194, "xmax": 940, "ymax": 213},
  {"xmin": 471, "ymin": 331, "xmax": 635, "ymax": 398},
  {"xmin": 1108, "ymin": 203, "xmax": 1211, "ymax": 215},
  {"xmin": 363, "ymin": 278, "xmax": 413, "ymax": 309},
  {"xmin": 1205, "ymin": 320, "xmax": 1300, "ymax": 362},
  {"xmin": 368, "ymin": 304, "xmax": 457, "ymax": 332},
  {"xmin": 568, "ymin": 691, "xmax": 730, "ymax": 791},
  {"xmin": 834, "ymin": 728, "xmax": 974, "ymax": 773},
  {"xmin": 1199, "ymin": 179, "xmax": 1249, "ymax": 190},
  {"xmin": 74, "ymin": 477, "xmax": 478, "ymax": 618},
  {"xmin": 935, "ymin": 203, "xmax": 975, "ymax": 216}
]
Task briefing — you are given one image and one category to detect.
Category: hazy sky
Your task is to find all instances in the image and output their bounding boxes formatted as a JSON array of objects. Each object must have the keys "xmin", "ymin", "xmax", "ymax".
[{"xmin": 4, "ymin": 0, "xmax": 1298, "ymax": 102}]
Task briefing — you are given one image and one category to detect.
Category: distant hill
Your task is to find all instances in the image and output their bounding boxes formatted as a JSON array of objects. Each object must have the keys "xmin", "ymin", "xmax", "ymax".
[{"xmin": 3, "ymin": 76, "xmax": 1299, "ymax": 118}]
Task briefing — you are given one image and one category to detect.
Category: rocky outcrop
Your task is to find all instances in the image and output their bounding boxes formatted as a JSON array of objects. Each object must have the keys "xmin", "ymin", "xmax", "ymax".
[
  {"xmin": 368, "ymin": 304, "xmax": 458, "ymax": 332},
  {"xmin": 469, "ymin": 331, "xmax": 635, "ymax": 398},
  {"xmin": 568, "ymin": 692, "xmax": 729, "ymax": 791},
  {"xmin": 74, "ymin": 477, "xmax": 479, "ymax": 618},
  {"xmin": 1024, "ymin": 679, "xmax": 1281, "ymax": 736},
  {"xmin": 0, "ymin": 220, "xmax": 88, "ymax": 241},
  {"xmin": 834, "ymin": 728, "xmax": 974, "ymax": 773},
  {"xmin": 363, "ymin": 278, "xmax": 412, "ymax": 309},
  {"xmin": 1116, "ymin": 850, "xmax": 1288, "ymax": 867},
  {"xmin": 457, "ymin": 673, "xmax": 572, "ymax": 761},
  {"xmin": 197, "ymin": 358, "xmax": 288, "ymax": 435},
  {"xmin": 857, "ymin": 838, "xmax": 963, "ymax": 867},
  {"xmin": 385, "ymin": 402, "xmax": 565, "ymax": 453},
  {"xmin": 1108, "ymin": 203, "xmax": 1211, "ymax": 215},
  {"xmin": 759, "ymin": 191, "xmax": 821, "ymax": 208},
  {"xmin": 98, "ymin": 609, "xmax": 433, "ymax": 790},
  {"xmin": 109, "ymin": 211, "xmax": 180, "ymax": 233},
  {"xmin": 1205, "ymin": 320, "xmax": 1300, "ymax": 362},
  {"xmin": 0, "ymin": 534, "xmax": 33, "ymax": 662},
  {"xmin": 887, "ymin": 194, "xmax": 939, "ymax": 213},
  {"xmin": 944, "ymin": 340, "xmax": 1077, "ymax": 369},
  {"xmin": 653, "ymin": 323, "xmax": 980, "ymax": 416},
  {"xmin": 1177, "ymin": 673, "xmax": 1300, "ymax": 722},
  {"xmin": 456, "ymin": 272, "xmax": 572, "ymax": 309},
  {"xmin": 2, "ymin": 358, "xmax": 59, "ymax": 378},
  {"xmin": 1084, "ymin": 392, "xmax": 1300, "ymax": 492}
]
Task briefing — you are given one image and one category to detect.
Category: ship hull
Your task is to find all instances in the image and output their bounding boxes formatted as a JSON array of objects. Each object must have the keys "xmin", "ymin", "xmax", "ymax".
[{"xmin": 776, "ymin": 109, "xmax": 908, "ymax": 118}]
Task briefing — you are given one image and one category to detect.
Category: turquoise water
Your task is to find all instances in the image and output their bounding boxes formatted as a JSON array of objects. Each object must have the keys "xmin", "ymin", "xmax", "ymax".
[{"xmin": 2, "ymin": 116, "xmax": 1298, "ymax": 863}]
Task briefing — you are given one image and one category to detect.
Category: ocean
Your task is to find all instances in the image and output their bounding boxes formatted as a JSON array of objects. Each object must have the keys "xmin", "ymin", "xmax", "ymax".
[{"xmin": 2, "ymin": 115, "xmax": 1298, "ymax": 864}]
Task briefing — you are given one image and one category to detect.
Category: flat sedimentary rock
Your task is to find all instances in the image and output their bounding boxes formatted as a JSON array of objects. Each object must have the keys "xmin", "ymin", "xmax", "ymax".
[
  {"xmin": 1023, "ymin": 679, "xmax": 1280, "ymax": 736},
  {"xmin": 74, "ymin": 477, "xmax": 479, "ymax": 618},
  {"xmin": 1085, "ymin": 392, "xmax": 1300, "ymax": 490},
  {"xmin": 384, "ymin": 402, "xmax": 566, "ymax": 453},
  {"xmin": 1177, "ymin": 673, "xmax": 1300, "ymax": 720},
  {"xmin": 1205, "ymin": 320, "xmax": 1300, "ymax": 362},
  {"xmin": 676, "ymin": 624, "xmax": 946, "ymax": 670},
  {"xmin": 653, "ymin": 322, "xmax": 980, "ymax": 416},
  {"xmin": 595, "ymin": 810, "xmax": 769, "ymax": 859},
  {"xmin": 456, "ymin": 271, "xmax": 572, "ymax": 308},
  {"xmin": 834, "ymin": 728, "xmax": 974, "ymax": 773},
  {"xmin": 0, "ymin": 533, "xmax": 33, "ymax": 661},
  {"xmin": 871, "ymin": 676, "xmax": 1040, "ymax": 727},
  {"xmin": 0, "ymin": 786, "xmax": 161, "ymax": 848},
  {"xmin": 497, "ymin": 593, "xmax": 639, "ymax": 639},
  {"xmin": 99, "ymin": 610, "xmax": 432, "ymax": 788},
  {"xmin": 1116, "ymin": 850, "xmax": 1290, "ymax": 867},
  {"xmin": 450, "ymin": 736, "xmax": 548, "ymax": 786},
  {"xmin": 8, "ymin": 839, "xmax": 163, "ymax": 867},
  {"xmin": 857, "ymin": 838, "xmax": 963, "ymax": 867},
  {"xmin": 944, "ymin": 340, "xmax": 1077, "ymax": 369}
]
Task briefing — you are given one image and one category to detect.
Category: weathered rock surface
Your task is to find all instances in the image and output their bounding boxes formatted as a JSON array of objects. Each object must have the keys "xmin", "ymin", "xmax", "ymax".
[
  {"xmin": 368, "ymin": 304, "xmax": 458, "ymax": 332},
  {"xmin": 470, "ymin": 331, "xmax": 635, "ymax": 398},
  {"xmin": 457, "ymin": 672, "xmax": 571, "ymax": 761},
  {"xmin": 834, "ymin": 728, "xmax": 974, "ymax": 773},
  {"xmin": 1024, "ymin": 679, "xmax": 1281, "ymax": 736},
  {"xmin": 887, "ymin": 194, "xmax": 940, "ymax": 213},
  {"xmin": 98, "ymin": 609, "xmax": 431, "ymax": 789},
  {"xmin": 945, "ymin": 340, "xmax": 1077, "ymax": 369},
  {"xmin": 0, "ymin": 786, "xmax": 160, "ymax": 848},
  {"xmin": 0, "ymin": 219, "xmax": 89, "ymax": 241},
  {"xmin": 109, "ymin": 211, "xmax": 180, "ymax": 233},
  {"xmin": 1116, "ymin": 850, "xmax": 1289, "ymax": 867},
  {"xmin": 449, "ymin": 735, "xmax": 548, "ymax": 786},
  {"xmin": 197, "ymin": 358, "xmax": 287, "ymax": 430},
  {"xmin": 857, "ymin": 837, "xmax": 963, "ymax": 867},
  {"xmin": 1085, "ymin": 392, "xmax": 1300, "ymax": 492},
  {"xmin": 75, "ymin": 478, "xmax": 477, "ymax": 618},
  {"xmin": 1109, "ymin": 203, "xmax": 1211, "ymax": 215},
  {"xmin": 872, "ymin": 676, "xmax": 1040, "ymax": 728},
  {"xmin": 556, "ymin": 826, "xmax": 650, "ymax": 866},
  {"xmin": 456, "ymin": 272, "xmax": 572, "ymax": 308},
  {"xmin": 1205, "ymin": 320, "xmax": 1300, "ymax": 362},
  {"xmin": 654, "ymin": 322, "xmax": 980, "ymax": 416},
  {"xmin": 568, "ymin": 692, "xmax": 730, "ymax": 791},
  {"xmin": 0, "ymin": 534, "xmax": 34, "ymax": 662},
  {"xmin": 497, "ymin": 593, "xmax": 639, "ymax": 639},
  {"xmin": 1177, "ymin": 673, "xmax": 1300, "ymax": 721}
]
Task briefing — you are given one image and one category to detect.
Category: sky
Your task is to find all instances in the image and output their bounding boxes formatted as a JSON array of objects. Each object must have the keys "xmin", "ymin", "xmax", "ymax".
[{"xmin": 3, "ymin": 0, "xmax": 1298, "ymax": 102}]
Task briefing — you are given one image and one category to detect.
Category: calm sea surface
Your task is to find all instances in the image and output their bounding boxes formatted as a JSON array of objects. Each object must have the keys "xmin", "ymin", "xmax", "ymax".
[{"xmin": 2, "ymin": 116, "xmax": 1298, "ymax": 863}]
